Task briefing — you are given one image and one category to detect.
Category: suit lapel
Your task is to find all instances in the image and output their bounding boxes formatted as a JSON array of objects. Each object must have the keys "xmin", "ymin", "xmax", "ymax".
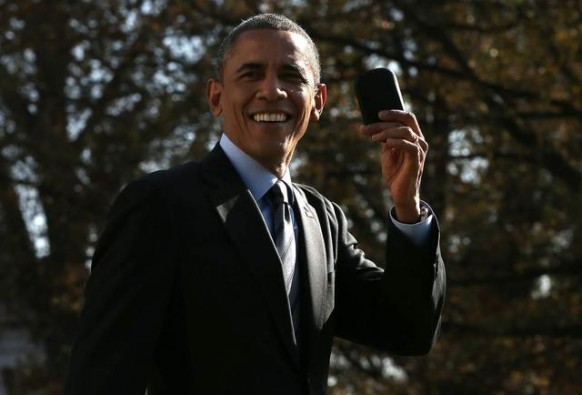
[
  {"xmin": 293, "ymin": 185, "xmax": 332, "ymax": 379},
  {"xmin": 293, "ymin": 186, "xmax": 328, "ymax": 330},
  {"xmin": 200, "ymin": 145, "xmax": 300, "ymax": 366}
]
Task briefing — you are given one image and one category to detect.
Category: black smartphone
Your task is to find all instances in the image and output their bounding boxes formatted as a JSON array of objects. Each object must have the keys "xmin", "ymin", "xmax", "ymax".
[{"xmin": 354, "ymin": 68, "xmax": 405, "ymax": 125}]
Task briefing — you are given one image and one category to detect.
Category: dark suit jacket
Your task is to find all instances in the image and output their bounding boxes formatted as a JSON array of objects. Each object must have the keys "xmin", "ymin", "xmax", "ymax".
[{"xmin": 63, "ymin": 145, "xmax": 445, "ymax": 395}]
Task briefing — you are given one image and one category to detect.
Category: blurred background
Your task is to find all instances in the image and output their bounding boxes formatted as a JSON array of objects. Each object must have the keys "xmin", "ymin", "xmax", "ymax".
[{"xmin": 0, "ymin": 0, "xmax": 580, "ymax": 394}]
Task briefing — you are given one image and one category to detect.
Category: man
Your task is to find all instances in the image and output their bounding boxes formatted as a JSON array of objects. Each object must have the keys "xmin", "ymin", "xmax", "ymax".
[{"xmin": 63, "ymin": 13, "xmax": 445, "ymax": 395}]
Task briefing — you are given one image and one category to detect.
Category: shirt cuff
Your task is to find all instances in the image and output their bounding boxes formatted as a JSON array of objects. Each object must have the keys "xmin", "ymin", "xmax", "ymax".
[{"xmin": 389, "ymin": 201, "xmax": 434, "ymax": 247}]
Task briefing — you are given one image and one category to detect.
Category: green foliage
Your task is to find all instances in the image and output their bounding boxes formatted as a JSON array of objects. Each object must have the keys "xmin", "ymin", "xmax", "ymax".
[{"xmin": 0, "ymin": 0, "xmax": 580, "ymax": 393}]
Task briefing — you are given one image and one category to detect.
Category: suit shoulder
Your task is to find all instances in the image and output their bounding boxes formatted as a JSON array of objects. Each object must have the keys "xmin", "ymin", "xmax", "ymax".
[
  {"xmin": 111, "ymin": 161, "xmax": 203, "ymax": 213},
  {"xmin": 139, "ymin": 160, "xmax": 202, "ymax": 188}
]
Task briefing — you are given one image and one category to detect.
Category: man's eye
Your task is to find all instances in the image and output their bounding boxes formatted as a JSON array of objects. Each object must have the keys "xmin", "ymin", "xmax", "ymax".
[
  {"xmin": 240, "ymin": 71, "xmax": 261, "ymax": 79},
  {"xmin": 282, "ymin": 73, "xmax": 306, "ymax": 83}
]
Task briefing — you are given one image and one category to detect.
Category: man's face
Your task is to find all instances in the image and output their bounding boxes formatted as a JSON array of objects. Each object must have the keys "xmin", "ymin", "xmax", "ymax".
[{"xmin": 207, "ymin": 29, "xmax": 327, "ymax": 175}]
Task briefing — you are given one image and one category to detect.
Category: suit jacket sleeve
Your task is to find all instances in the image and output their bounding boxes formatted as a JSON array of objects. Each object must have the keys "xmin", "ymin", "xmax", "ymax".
[
  {"xmin": 63, "ymin": 178, "xmax": 177, "ymax": 395},
  {"xmin": 331, "ymin": 201, "xmax": 445, "ymax": 355}
]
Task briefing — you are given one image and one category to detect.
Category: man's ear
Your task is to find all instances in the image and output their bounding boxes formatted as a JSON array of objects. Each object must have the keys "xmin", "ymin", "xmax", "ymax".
[
  {"xmin": 310, "ymin": 83, "xmax": 327, "ymax": 121},
  {"xmin": 207, "ymin": 79, "xmax": 223, "ymax": 116}
]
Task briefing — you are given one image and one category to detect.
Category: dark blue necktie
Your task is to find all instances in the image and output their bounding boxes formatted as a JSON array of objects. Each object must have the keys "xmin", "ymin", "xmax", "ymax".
[{"xmin": 269, "ymin": 181, "xmax": 300, "ymax": 344}]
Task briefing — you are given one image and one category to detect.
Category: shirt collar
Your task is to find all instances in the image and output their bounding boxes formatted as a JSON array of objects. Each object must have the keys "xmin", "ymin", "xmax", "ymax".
[{"xmin": 219, "ymin": 134, "xmax": 293, "ymax": 202}]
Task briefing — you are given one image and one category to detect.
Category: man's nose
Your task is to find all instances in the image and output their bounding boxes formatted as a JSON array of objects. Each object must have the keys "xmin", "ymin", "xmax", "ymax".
[{"xmin": 256, "ymin": 75, "xmax": 287, "ymax": 101}]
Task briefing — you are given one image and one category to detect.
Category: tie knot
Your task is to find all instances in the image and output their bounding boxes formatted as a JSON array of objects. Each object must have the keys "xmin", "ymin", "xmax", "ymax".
[{"xmin": 269, "ymin": 181, "xmax": 289, "ymax": 206}]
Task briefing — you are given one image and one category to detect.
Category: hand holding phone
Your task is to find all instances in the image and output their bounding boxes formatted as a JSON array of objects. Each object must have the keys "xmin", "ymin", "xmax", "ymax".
[{"xmin": 354, "ymin": 68, "xmax": 404, "ymax": 125}]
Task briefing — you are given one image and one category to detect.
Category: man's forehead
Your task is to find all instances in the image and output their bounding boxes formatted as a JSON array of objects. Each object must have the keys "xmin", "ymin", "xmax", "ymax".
[
  {"xmin": 225, "ymin": 29, "xmax": 316, "ymax": 76},
  {"xmin": 230, "ymin": 30, "xmax": 308, "ymax": 55}
]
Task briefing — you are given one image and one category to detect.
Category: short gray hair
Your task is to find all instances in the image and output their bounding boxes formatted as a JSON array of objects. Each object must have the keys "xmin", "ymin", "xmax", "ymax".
[{"xmin": 214, "ymin": 13, "xmax": 321, "ymax": 82}]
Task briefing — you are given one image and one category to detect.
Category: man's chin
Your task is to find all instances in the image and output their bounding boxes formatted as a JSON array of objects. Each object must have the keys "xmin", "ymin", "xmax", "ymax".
[{"xmin": 251, "ymin": 121, "xmax": 293, "ymax": 135}]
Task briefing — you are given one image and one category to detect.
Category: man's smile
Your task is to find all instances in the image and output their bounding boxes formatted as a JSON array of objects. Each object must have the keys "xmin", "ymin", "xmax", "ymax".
[{"xmin": 251, "ymin": 112, "xmax": 290, "ymax": 123}]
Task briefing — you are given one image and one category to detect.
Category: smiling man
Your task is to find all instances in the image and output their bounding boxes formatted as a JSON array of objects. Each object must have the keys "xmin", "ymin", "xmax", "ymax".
[
  {"xmin": 207, "ymin": 27, "xmax": 326, "ymax": 177},
  {"xmin": 63, "ymin": 14, "xmax": 445, "ymax": 395}
]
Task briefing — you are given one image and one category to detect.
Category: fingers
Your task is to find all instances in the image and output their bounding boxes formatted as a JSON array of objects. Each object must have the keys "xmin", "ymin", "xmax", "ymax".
[
  {"xmin": 359, "ymin": 110, "xmax": 428, "ymax": 154},
  {"xmin": 369, "ymin": 125, "xmax": 418, "ymax": 145}
]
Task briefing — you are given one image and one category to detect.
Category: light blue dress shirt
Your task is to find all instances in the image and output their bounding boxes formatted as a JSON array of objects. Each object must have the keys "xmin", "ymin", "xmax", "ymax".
[
  {"xmin": 219, "ymin": 134, "xmax": 293, "ymax": 236},
  {"xmin": 219, "ymin": 134, "xmax": 432, "ymax": 246}
]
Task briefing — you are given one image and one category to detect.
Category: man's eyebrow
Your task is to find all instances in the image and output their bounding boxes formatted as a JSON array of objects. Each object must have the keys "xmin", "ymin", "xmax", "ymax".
[
  {"xmin": 235, "ymin": 62, "xmax": 264, "ymax": 74},
  {"xmin": 234, "ymin": 62, "xmax": 310, "ymax": 80},
  {"xmin": 281, "ymin": 63, "xmax": 307, "ymax": 75}
]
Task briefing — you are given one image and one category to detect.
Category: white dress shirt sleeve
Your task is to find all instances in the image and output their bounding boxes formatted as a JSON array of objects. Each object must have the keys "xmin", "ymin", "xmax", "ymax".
[{"xmin": 389, "ymin": 201, "xmax": 434, "ymax": 247}]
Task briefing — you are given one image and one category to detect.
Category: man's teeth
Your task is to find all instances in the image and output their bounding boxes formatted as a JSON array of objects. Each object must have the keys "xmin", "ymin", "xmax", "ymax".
[{"xmin": 253, "ymin": 113, "xmax": 288, "ymax": 122}]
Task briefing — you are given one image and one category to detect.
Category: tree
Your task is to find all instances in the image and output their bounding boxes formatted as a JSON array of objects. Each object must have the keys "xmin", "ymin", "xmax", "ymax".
[
  {"xmin": 0, "ymin": 0, "xmax": 580, "ymax": 394},
  {"xmin": 0, "ymin": 0, "xmax": 222, "ymax": 392},
  {"xmin": 299, "ymin": 1, "xmax": 582, "ymax": 394}
]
